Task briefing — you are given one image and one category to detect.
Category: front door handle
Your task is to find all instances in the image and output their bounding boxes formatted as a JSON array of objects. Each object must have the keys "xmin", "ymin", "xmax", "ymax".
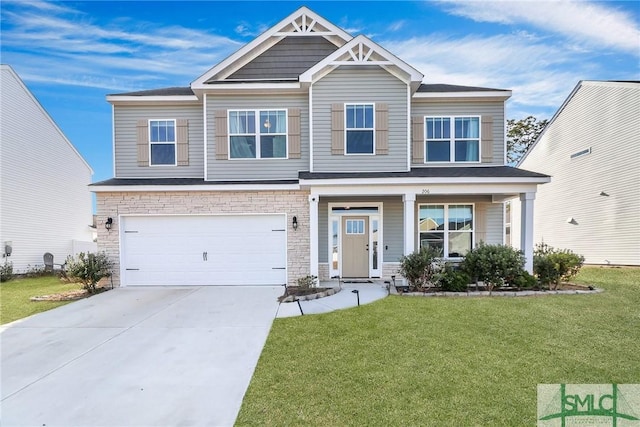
[{"xmin": 366, "ymin": 243, "xmax": 369, "ymax": 251}]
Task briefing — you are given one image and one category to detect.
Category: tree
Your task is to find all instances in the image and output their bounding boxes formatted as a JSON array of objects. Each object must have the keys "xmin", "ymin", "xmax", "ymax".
[{"xmin": 507, "ymin": 116, "xmax": 548, "ymax": 165}]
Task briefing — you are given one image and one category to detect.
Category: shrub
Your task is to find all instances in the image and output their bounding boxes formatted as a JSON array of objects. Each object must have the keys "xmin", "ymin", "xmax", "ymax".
[
  {"xmin": 534, "ymin": 243, "xmax": 584, "ymax": 290},
  {"xmin": 1, "ymin": 262, "xmax": 14, "ymax": 282},
  {"xmin": 65, "ymin": 252, "xmax": 113, "ymax": 294},
  {"xmin": 296, "ymin": 275, "xmax": 317, "ymax": 289},
  {"xmin": 462, "ymin": 243, "xmax": 526, "ymax": 293},
  {"xmin": 24, "ymin": 264, "xmax": 50, "ymax": 278},
  {"xmin": 511, "ymin": 270, "xmax": 538, "ymax": 289},
  {"xmin": 435, "ymin": 263, "xmax": 470, "ymax": 292},
  {"xmin": 397, "ymin": 247, "xmax": 440, "ymax": 291}
]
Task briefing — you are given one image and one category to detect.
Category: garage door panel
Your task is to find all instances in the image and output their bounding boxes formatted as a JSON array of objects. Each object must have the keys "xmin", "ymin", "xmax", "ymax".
[{"xmin": 122, "ymin": 215, "xmax": 286, "ymax": 286}]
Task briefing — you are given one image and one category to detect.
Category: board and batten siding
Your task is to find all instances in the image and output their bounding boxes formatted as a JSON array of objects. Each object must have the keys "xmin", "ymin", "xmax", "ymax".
[
  {"xmin": 312, "ymin": 66, "xmax": 408, "ymax": 172},
  {"xmin": 0, "ymin": 65, "xmax": 94, "ymax": 272},
  {"xmin": 206, "ymin": 94, "xmax": 308, "ymax": 180},
  {"xmin": 410, "ymin": 101, "xmax": 505, "ymax": 165},
  {"xmin": 517, "ymin": 82, "xmax": 640, "ymax": 265},
  {"xmin": 114, "ymin": 105, "xmax": 204, "ymax": 178}
]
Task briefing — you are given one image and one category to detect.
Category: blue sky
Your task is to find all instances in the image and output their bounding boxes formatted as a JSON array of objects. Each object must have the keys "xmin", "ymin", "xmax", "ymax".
[{"xmin": 2, "ymin": 0, "xmax": 639, "ymax": 184}]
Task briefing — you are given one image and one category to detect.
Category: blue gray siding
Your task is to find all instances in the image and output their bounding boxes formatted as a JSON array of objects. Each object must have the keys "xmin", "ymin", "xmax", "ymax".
[
  {"xmin": 312, "ymin": 66, "xmax": 408, "ymax": 172},
  {"xmin": 411, "ymin": 101, "xmax": 505, "ymax": 165},
  {"xmin": 206, "ymin": 94, "xmax": 308, "ymax": 180},
  {"xmin": 114, "ymin": 105, "xmax": 204, "ymax": 178}
]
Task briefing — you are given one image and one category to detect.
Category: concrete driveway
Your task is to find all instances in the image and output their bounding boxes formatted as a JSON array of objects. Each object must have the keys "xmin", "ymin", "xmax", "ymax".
[{"xmin": 1, "ymin": 286, "xmax": 282, "ymax": 427}]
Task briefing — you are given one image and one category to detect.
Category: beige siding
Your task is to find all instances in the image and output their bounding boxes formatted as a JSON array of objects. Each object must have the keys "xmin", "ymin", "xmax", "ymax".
[
  {"xmin": 518, "ymin": 82, "xmax": 640, "ymax": 265},
  {"xmin": 411, "ymin": 101, "xmax": 505, "ymax": 165},
  {"xmin": 312, "ymin": 66, "xmax": 408, "ymax": 172},
  {"xmin": 114, "ymin": 105, "xmax": 204, "ymax": 178},
  {"xmin": 206, "ymin": 94, "xmax": 308, "ymax": 180},
  {"xmin": 0, "ymin": 66, "xmax": 94, "ymax": 272}
]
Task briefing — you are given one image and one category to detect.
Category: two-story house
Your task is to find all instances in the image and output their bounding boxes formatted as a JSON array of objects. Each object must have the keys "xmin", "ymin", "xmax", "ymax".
[{"xmin": 91, "ymin": 7, "xmax": 549, "ymax": 287}]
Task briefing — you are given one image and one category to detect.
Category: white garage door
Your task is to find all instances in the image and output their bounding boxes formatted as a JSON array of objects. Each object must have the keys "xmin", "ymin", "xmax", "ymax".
[{"xmin": 121, "ymin": 215, "xmax": 287, "ymax": 286}]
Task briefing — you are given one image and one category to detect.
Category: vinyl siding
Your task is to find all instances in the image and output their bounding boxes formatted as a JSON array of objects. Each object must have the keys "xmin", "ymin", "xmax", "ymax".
[
  {"xmin": 317, "ymin": 196, "xmax": 404, "ymax": 263},
  {"xmin": 411, "ymin": 100, "xmax": 505, "ymax": 165},
  {"xmin": 114, "ymin": 105, "xmax": 204, "ymax": 178},
  {"xmin": 206, "ymin": 94, "xmax": 308, "ymax": 180},
  {"xmin": 0, "ymin": 66, "xmax": 94, "ymax": 272},
  {"xmin": 312, "ymin": 66, "xmax": 408, "ymax": 172},
  {"xmin": 518, "ymin": 82, "xmax": 640, "ymax": 265},
  {"xmin": 227, "ymin": 36, "xmax": 338, "ymax": 80}
]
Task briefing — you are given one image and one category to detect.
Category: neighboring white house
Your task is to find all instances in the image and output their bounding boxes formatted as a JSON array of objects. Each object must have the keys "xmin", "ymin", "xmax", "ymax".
[
  {"xmin": 512, "ymin": 80, "xmax": 640, "ymax": 266},
  {"xmin": 0, "ymin": 64, "xmax": 96, "ymax": 272}
]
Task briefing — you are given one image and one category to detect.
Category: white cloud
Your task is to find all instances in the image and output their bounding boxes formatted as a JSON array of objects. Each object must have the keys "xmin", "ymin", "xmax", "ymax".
[
  {"xmin": 1, "ymin": 2, "xmax": 242, "ymax": 91},
  {"xmin": 440, "ymin": 0, "xmax": 640, "ymax": 54}
]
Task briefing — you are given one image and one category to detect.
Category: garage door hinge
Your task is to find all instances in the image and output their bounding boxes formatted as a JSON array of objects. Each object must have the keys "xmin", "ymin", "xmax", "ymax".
[
  {"xmin": 272, "ymin": 267, "xmax": 286, "ymax": 270},
  {"xmin": 126, "ymin": 268, "xmax": 140, "ymax": 271},
  {"xmin": 124, "ymin": 230, "xmax": 139, "ymax": 233},
  {"xmin": 272, "ymin": 229, "xmax": 285, "ymax": 232}
]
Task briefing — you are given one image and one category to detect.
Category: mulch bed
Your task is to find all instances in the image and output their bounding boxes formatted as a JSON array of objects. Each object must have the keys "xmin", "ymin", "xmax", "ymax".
[
  {"xmin": 278, "ymin": 287, "xmax": 336, "ymax": 303},
  {"xmin": 396, "ymin": 282, "xmax": 595, "ymax": 294},
  {"xmin": 30, "ymin": 287, "xmax": 110, "ymax": 302}
]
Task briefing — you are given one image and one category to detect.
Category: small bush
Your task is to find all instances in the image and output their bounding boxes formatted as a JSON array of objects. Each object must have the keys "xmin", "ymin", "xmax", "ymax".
[
  {"xmin": 435, "ymin": 263, "xmax": 469, "ymax": 292},
  {"xmin": 511, "ymin": 270, "xmax": 537, "ymax": 289},
  {"xmin": 297, "ymin": 275, "xmax": 317, "ymax": 289},
  {"xmin": 24, "ymin": 264, "xmax": 50, "ymax": 278},
  {"xmin": 534, "ymin": 243, "xmax": 585, "ymax": 290},
  {"xmin": 397, "ymin": 247, "xmax": 440, "ymax": 291},
  {"xmin": 65, "ymin": 252, "xmax": 113, "ymax": 294},
  {"xmin": 1, "ymin": 262, "xmax": 14, "ymax": 282},
  {"xmin": 462, "ymin": 243, "xmax": 526, "ymax": 293}
]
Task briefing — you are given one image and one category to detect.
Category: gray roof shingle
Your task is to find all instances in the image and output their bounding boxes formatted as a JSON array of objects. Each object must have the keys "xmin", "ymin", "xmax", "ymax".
[
  {"xmin": 299, "ymin": 166, "xmax": 548, "ymax": 180},
  {"xmin": 417, "ymin": 83, "xmax": 509, "ymax": 93},
  {"xmin": 109, "ymin": 87, "xmax": 194, "ymax": 97}
]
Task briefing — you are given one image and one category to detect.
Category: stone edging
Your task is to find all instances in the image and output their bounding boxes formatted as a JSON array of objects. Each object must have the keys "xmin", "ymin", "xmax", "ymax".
[
  {"xmin": 281, "ymin": 287, "xmax": 340, "ymax": 303},
  {"xmin": 394, "ymin": 288, "xmax": 603, "ymax": 297}
]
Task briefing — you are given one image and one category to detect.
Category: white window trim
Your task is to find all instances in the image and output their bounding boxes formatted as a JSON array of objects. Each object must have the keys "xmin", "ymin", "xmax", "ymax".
[
  {"xmin": 149, "ymin": 119, "xmax": 177, "ymax": 167},
  {"xmin": 228, "ymin": 109, "xmax": 288, "ymax": 160},
  {"xmin": 344, "ymin": 103, "xmax": 376, "ymax": 156},
  {"xmin": 328, "ymin": 202, "xmax": 383, "ymax": 278},
  {"xmin": 424, "ymin": 115, "xmax": 481, "ymax": 164},
  {"xmin": 418, "ymin": 203, "xmax": 475, "ymax": 259}
]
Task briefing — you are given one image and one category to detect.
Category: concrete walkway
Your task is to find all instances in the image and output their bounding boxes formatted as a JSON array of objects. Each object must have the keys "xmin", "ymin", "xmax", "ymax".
[
  {"xmin": 276, "ymin": 282, "xmax": 388, "ymax": 318},
  {"xmin": 1, "ymin": 286, "xmax": 282, "ymax": 427}
]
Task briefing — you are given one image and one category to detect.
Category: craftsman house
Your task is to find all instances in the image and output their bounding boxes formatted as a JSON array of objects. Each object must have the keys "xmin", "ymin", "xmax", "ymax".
[{"xmin": 91, "ymin": 7, "xmax": 549, "ymax": 286}]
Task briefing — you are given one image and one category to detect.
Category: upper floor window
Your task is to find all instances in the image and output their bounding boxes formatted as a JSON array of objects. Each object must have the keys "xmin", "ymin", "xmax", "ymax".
[
  {"xmin": 149, "ymin": 120, "xmax": 176, "ymax": 166},
  {"xmin": 229, "ymin": 110, "xmax": 287, "ymax": 159},
  {"xmin": 425, "ymin": 116, "xmax": 479, "ymax": 163},
  {"xmin": 419, "ymin": 204, "xmax": 474, "ymax": 257},
  {"xmin": 346, "ymin": 104, "xmax": 374, "ymax": 154}
]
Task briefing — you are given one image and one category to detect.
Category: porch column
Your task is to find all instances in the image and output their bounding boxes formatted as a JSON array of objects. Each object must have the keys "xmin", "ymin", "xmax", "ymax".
[
  {"xmin": 520, "ymin": 192, "xmax": 535, "ymax": 273},
  {"xmin": 309, "ymin": 195, "xmax": 319, "ymax": 277},
  {"xmin": 403, "ymin": 193, "xmax": 416, "ymax": 255}
]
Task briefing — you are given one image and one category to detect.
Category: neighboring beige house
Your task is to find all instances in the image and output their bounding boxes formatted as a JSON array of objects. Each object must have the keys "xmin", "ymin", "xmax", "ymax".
[
  {"xmin": 512, "ymin": 80, "xmax": 640, "ymax": 266},
  {"xmin": 0, "ymin": 64, "xmax": 96, "ymax": 272},
  {"xmin": 91, "ymin": 7, "xmax": 549, "ymax": 287}
]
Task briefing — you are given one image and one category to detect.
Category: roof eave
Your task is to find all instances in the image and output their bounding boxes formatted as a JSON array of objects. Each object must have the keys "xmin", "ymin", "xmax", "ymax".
[
  {"xmin": 106, "ymin": 95, "xmax": 200, "ymax": 105},
  {"xmin": 413, "ymin": 90, "xmax": 512, "ymax": 100}
]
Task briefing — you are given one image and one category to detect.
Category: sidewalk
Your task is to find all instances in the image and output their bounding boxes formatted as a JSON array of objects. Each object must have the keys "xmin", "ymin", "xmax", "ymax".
[{"xmin": 276, "ymin": 282, "xmax": 388, "ymax": 318}]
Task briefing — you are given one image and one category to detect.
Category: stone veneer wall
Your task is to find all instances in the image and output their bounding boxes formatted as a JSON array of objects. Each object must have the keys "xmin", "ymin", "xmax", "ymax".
[{"xmin": 96, "ymin": 190, "xmax": 310, "ymax": 287}]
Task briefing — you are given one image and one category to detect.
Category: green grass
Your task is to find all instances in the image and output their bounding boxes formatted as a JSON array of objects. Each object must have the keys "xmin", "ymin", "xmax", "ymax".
[
  {"xmin": 236, "ymin": 267, "xmax": 640, "ymax": 426},
  {"xmin": 0, "ymin": 275, "xmax": 82, "ymax": 324}
]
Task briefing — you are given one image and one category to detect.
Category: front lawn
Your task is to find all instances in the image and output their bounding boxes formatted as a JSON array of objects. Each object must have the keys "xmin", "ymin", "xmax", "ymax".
[
  {"xmin": 0, "ymin": 276, "xmax": 81, "ymax": 324},
  {"xmin": 236, "ymin": 267, "xmax": 640, "ymax": 426}
]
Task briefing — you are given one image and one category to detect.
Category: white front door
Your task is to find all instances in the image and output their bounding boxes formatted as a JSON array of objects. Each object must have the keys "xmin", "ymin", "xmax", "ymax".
[{"xmin": 121, "ymin": 215, "xmax": 286, "ymax": 286}]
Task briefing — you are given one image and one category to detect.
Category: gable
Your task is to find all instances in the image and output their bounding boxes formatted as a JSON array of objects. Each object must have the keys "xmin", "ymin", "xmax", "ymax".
[{"xmin": 223, "ymin": 36, "xmax": 339, "ymax": 81}]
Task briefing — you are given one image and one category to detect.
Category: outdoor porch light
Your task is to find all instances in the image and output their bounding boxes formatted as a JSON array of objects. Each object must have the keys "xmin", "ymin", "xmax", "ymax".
[
  {"xmin": 292, "ymin": 216, "xmax": 298, "ymax": 230},
  {"xmin": 105, "ymin": 217, "xmax": 113, "ymax": 231}
]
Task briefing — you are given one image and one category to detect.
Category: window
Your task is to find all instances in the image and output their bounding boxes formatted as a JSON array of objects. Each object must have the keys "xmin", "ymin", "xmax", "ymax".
[
  {"xmin": 228, "ymin": 110, "xmax": 287, "ymax": 159},
  {"xmin": 425, "ymin": 116, "xmax": 479, "ymax": 162},
  {"xmin": 346, "ymin": 104, "xmax": 374, "ymax": 154},
  {"xmin": 345, "ymin": 219, "xmax": 365, "ymax": 234},
  {"xmin": 149, "ymin": 120, "xmax": 176, "ymax": 165},
  {"xmin": 419, "ymin": 204, "xmax": 473, "ymax": 257}
]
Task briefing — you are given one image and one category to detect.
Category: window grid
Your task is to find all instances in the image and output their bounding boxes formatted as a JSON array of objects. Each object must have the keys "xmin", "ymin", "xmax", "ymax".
[
  {"xmin": 228, "ymin": 109, "xmax": 287, "ymax": 159},
  {"xmin": 149, "ymin": 119, "xmax": 176, "ymax": 166},
  {"xmin": 425, "ymin": 116, "xmax": 480, "ymax": 163},
  {"xmin": 345, "ymin": 104, "xmax": 375, "ymax": 155}
]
